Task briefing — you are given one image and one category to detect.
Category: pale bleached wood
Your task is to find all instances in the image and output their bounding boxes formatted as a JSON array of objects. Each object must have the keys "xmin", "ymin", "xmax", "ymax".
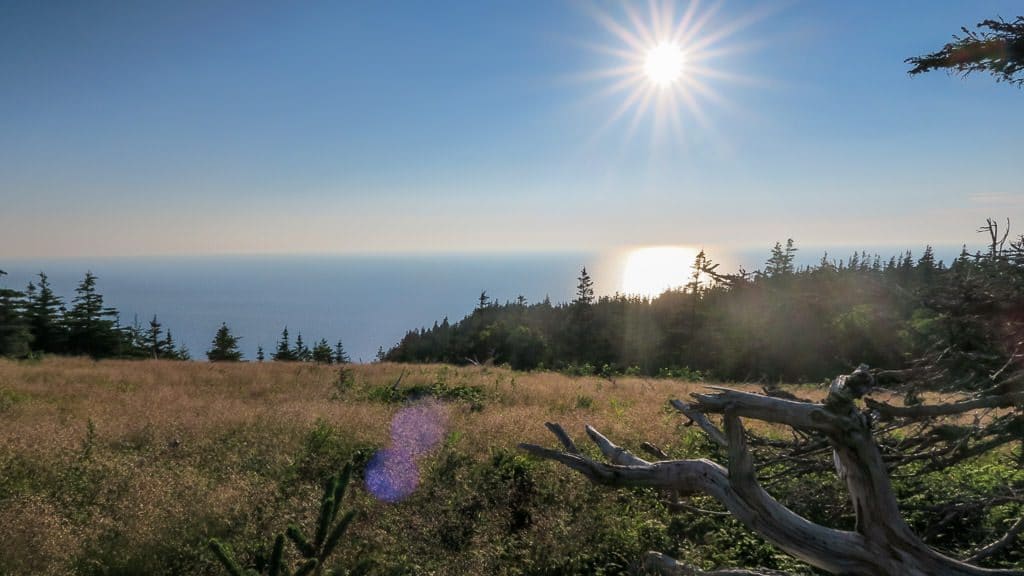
[{"xmin": 521, "ymin": 366, "xmax": 1024, "ymax": 576}]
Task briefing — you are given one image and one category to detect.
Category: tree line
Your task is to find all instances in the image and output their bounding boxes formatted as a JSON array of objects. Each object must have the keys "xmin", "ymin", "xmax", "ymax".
[
  {"xmin": 385, "ymin": 220, "xmax": 1024, "ymax": 383},
  {"xmin": 0, "ymin": 270, "xmax": 350, "ymax": 364},
  {"xmin": 0, "ymin": 271, "xmax": 191, "ymax": 360}
]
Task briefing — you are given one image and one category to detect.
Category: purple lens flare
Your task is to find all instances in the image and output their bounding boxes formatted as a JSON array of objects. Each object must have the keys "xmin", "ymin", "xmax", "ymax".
[
  {"xmin": 366, "ymin": 400, "xmax": 448, "ymax": 502},
  {"xmin": 365, "ymin": 448, "xmax": 419, "ymax": 503}
]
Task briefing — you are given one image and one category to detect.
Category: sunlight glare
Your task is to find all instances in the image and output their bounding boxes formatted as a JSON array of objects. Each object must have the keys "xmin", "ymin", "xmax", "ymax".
[
  {"xmin": 645, "ymin": 42, "xmax": 686, "ymax": 86},
  {"xmin": 575, "ymin": 0, "xmax": 772, "ymax": 148},
  {"xmin": 621, "ymin": 246, "xmax": 698, "ymax": 298}
]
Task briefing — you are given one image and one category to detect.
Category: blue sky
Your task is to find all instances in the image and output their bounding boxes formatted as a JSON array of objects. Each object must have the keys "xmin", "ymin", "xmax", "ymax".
[{"xmin": 1, "ymin": 1, "xmax": 1021, "ymax": 258}]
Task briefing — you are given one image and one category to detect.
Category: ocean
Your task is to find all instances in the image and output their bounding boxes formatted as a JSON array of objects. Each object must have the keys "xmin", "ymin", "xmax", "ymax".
[
  {"xmin": 0, "ymin": 253, "xmax": 599, "ymax": 363},
  {"xmin": 1, "ymin": 244, "xmax": 968, "ymax": 362}
]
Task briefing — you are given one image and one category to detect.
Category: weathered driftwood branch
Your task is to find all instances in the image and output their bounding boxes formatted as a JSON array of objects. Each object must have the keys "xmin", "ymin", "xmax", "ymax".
[
  {"xmin": 865, "ymin": 391, "xmax": 1023, "ymax": 420},
  {"xmin": 968, "ymin": 516, "xmax": 1024, "ymax": 564},
  {"xmin": 670, "ymin": 399, "xmax": 727, "ymax": 447},
  {"xmin": 520, "ymin": 367, "xmax": 1024, "ymax": 576}
]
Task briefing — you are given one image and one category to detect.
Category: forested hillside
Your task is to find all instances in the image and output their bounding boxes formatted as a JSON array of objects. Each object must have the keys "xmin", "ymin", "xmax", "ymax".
[{"xmin": 387, "ymin": 225, "xmax": 1024, "ymax": 382}]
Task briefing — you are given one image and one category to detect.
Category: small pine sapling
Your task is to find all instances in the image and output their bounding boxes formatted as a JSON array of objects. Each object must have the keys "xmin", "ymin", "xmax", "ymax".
[
  {"xmin": 210, "ymin": 463, "xmax": 366, "ymax": 576},
  {"xmin": 208, "ymin": 540, "xmax": 247, "ymax": 576}
]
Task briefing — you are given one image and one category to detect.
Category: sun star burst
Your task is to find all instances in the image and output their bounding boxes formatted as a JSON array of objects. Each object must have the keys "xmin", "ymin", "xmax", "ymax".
[
  {"xmin": 645, "ymin": 42, "xmax": 687, "ymax": 86},
  {"xmin": 576, "ymin": 0, "xmax": 768, "ymax": 148}
]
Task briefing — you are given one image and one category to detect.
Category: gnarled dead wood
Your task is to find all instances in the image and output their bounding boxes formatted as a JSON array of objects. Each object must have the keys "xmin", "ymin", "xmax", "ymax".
[
  {"xmin": 969, "ymin": 516, "xmax": 1024, "ymax": 564},
  {"xmin": 865, "ymin": 391, "xmax": 1023, "ymax": 419},
  {"xmin": 520, "ymin": 367, "xmax": 1024, "ymax": 576}
]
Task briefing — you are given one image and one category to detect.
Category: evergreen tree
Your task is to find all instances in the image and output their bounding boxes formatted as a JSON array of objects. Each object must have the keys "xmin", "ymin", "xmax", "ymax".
[
  {"xmin": 907, "ymin": 16, "xmax": 1024, "ymax": 87},
  {"xmin": 163, "ymin": 330, "xmax": 190, "ymax": 360},
  {"xmin": 206, "ymin": 323, "xmax": 243, "ymax": 362},
  {"xmin": 256, "ymin": 345, "xmax": 265, "ymax": 362},
  {"xmin": 764, "ymin": 239, "xmax": 797, "ymax": 277},
  {"xmin": 817, "ymin": 252, "xmax": 838, "ymax": 274},
  {"xmin": 121, "ymin": 314, "xmax": 147, "ymax": 358},
  {"xmin": 334, "ymin": 339, "xmax": 350, "ymax": 364},
  {"xmin": 918, "ymin": 245, "xmax": 937, "ymax": 283},
  {"xmin": 209, "ymin": 464, "xmax": 361, "ymax": 576},
  {"xmin": 687, "ymin": 250, "xmax": 719, "ymax": 296},
  {"xmin": 477, "ymin": 291, "xmax": 490, "ymax": 310},
  {"xmin": 312, "ymin": 338, "xmax": 334, "ymax": 364},
  {"xmin": 569, "ymin": 267, "xmax": 596, "ymax": 363},
  {"xmin": 574, "ymin": 267, "xmax": 595, "ymax": 306},
  {"xmin": 294, "ymin": 333, "xmax": 311, "ymax": 362},
  {"xmin": 147, "ymin": 315, "xmax": 164, "ymax": 358},
  {"xmin": 380, "ymin": 236, "xmax": 997, "ymax": 381},
  {"xmin": 0, "ymin": 271, "xmax": 32, "ymax": 357},
  {"xmin": 65, "ymin": 272, "xmax": 120, "ymax": 357},
  {"xmin": 25, "ymin": 272, "xmax": 65, "ymax": 354},
  {"xmin": 273, "ymin": 327, "xmax": 296, "ymax": 361}
]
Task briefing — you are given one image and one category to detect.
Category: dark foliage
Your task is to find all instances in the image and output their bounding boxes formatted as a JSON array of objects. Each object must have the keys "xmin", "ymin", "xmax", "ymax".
[
  {"xmin": 271, "ymin": 327, "xmax": 351, "ymax": 365},
  {"xmin": 207, "ymin": 323, "xmax": 244, "ymax": 362},
  {"xmin": 386, "ymin": 227, "xmax": 1023, "ymax": 386},
  {"xmin": 209, "ymin": 464, "xmax": 371, "ymax": 576},
  {"xmin": 908, "ymin": 16, "xmax": 1024, "ymax": 87},
  {"xmin": 65, "ymin": 272, "xmax": 122, "ymax": 357},
  {"xmin": 0, "ymin": 270, "xmax": 32, "ymax": 357},
  {"xmin": 0, "ymin": 270, "xmax": 192, "ymax": 361}
]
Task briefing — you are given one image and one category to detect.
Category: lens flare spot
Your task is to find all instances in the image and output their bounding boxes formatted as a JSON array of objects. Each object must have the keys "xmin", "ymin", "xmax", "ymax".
[
  {"xmin": 365, "ymin": 449, "xmax": 419, "ymax": 503},
  {"xmin": 366, "ymin": 400, "xmax": 449, "ymax": 503},
  {"xmin": 390, "ymin": 401, "xmax": 447, "ymax": 456}
]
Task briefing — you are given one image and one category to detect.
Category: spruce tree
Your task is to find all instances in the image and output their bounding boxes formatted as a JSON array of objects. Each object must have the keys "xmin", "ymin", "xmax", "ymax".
[
  {"xmin": 312, "ymin": 338, "xmax": 334, "ymax": 364},
  {"xmin": 207, "ymin": 323, "xmax": 243, "ymax": 362},
  {"xmin": 0, "ymin": 271, "xmax": 32, "ymax": 357},
  {"xmin": 273, "ymin": 327, "xmax": 296, "ymax": 361},
  {"xmin": 334, "ymin": 339, "xmax": 351, "ymax": 364},
  {"xmin": 907, "ymin": 16, "xmax": 1024, "ymax": 87},
  {"xmin": 25, "ymin": 272, "xmax": 66, "ymax": 354},
  {"xmin": 918, "ymin": 245, "xmax": 937, "ymax": 283},
  {"xmin": 569, "ymin": 267, "xmax": 596, "ymax": 364},
  {"xmin": 294, "ymin": 333, "xmax": 311, "ymax": 362},
  {"xmin": 256, "ymin": 345, "xmax": 265, "ymax": 362},
  {"xmin": 764, "ymin": 239, "xmax": 797, "ymax": 278},
  {"xmin": 163, "ymin": 330, "xmax": 190, "ymax": 360},
  {"xmin": 209, "ymin": 464, "xmax": 363, "ymax": 576},
  {"xmin": 687, "ymin": 250, "xmax": 716, "ymax": 296},
  {"xmin": 122, "ymin": 314, "xmax": 147, "ymax": 358},
  {"xmin": 65, "ymin": 271, "xmax": 120, "ymax": 357},
  {"xmin": 147, "ymin": 315, "xmax": 164, "ymax": 359},
  {"xmin": 573, "ymin": 267, "xmax": 595, "ymax": 306}
]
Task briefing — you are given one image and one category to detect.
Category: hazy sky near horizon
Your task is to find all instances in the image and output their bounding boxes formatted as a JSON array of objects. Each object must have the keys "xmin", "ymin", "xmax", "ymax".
[{"xmin": 2, "ymin": 1, "xmax": 1022, "ymax": 259}]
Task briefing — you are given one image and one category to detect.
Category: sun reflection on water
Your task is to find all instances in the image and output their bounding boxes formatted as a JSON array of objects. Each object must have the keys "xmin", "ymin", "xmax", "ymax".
[{"xmin": 620, "ymin": 245, "xmax": 698, "ymax": 298}]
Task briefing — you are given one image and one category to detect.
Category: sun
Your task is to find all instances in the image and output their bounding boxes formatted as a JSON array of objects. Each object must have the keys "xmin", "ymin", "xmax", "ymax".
[
  {"xmin": 644, "ymin": 42, "xmax": 686, "ymax": 86},
  {"xmin": 576, "ymin": 0, "xmax": 769, "ymax": 146},
  {"xmin": 621, "ymin": 246, "xmax": 698, "ymax": 298}
]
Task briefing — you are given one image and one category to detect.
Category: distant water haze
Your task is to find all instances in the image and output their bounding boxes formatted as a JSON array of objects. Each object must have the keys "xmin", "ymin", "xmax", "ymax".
[{"xmin": 1, "ymin": 244, "xmax": 970, "ymax": 363}]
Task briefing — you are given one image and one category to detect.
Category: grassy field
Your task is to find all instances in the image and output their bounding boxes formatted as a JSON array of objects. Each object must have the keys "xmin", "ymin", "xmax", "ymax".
[
  {"xmin": 3, "ymin": 358, "xmax": 1013, "ymax": 575},
  {"xmin": 0, "ymin": 358, "xmax": 814, "ymax": 575}
]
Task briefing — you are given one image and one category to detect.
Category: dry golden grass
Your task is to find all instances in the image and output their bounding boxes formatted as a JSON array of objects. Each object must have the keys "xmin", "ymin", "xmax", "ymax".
[{"xmin": 0, "ymin": 357, "xmax": 788, "ymax": 575}]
